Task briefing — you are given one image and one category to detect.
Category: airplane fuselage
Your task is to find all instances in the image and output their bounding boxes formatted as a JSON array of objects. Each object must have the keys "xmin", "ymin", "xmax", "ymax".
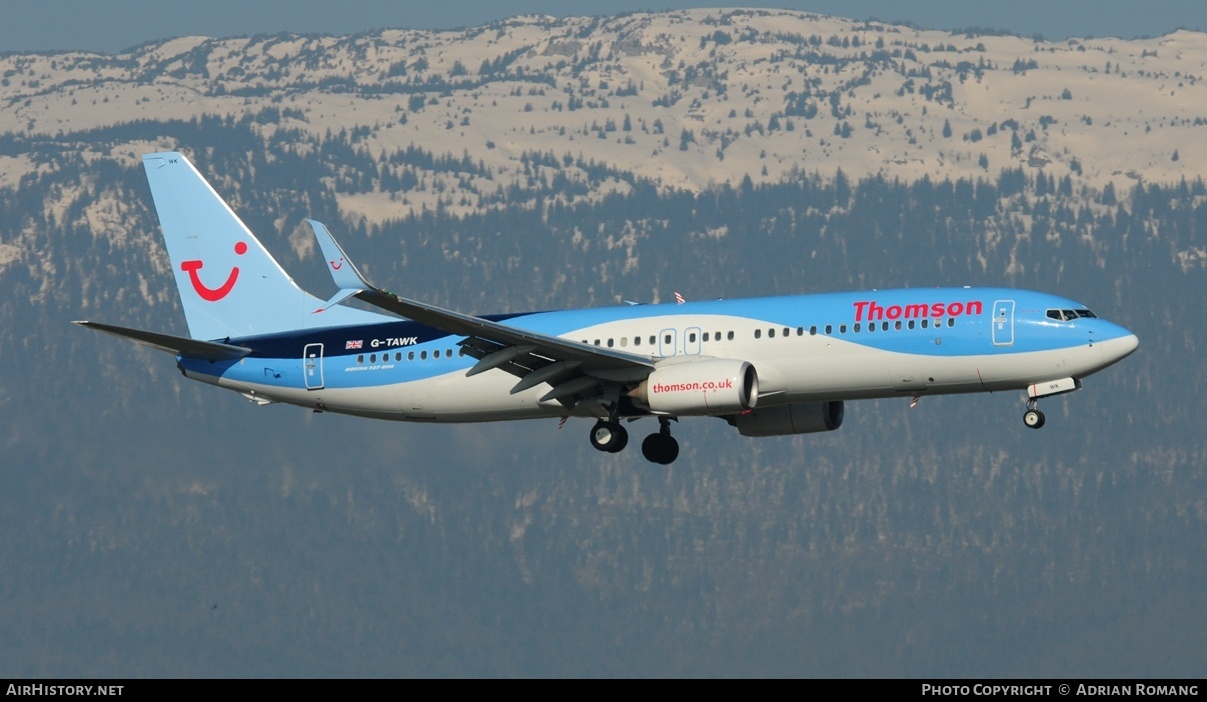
[{"xmin": 179, "ymin": 287, "xmax": 1137, "ymax": 423}]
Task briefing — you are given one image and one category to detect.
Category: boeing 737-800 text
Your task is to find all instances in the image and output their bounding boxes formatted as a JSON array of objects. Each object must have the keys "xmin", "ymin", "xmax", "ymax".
[{"xmin": 75, "ymin": 153, "xmax": 1139, "ymax": 464}]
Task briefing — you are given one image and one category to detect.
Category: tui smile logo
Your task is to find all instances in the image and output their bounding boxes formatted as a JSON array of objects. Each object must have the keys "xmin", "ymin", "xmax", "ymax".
[
  {"xmin": 329, "ymin": 257, "xmax": 344, "ymax": 270},
  {"xmin": 181, "ymin": 241, "xmax": 247, "ymax": 301}
]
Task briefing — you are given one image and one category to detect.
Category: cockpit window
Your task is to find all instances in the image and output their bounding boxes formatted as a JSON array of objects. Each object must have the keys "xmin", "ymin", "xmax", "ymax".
[{"xmin": 1046, "ymin": 308, "xmax": 1096, "ymax": 322}]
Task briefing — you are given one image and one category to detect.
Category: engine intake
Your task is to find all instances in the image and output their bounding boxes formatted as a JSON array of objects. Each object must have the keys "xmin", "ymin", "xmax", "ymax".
[
  {"xmin": 730, "ymin": 401, "xmax": 845, "ymax": 436},
  {"xmin": 629, "ymin": 359, "xmax": 758, "ymax": 415}
]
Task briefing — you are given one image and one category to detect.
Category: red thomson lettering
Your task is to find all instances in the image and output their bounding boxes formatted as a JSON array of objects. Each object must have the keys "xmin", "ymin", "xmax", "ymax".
[
  {"xmin": 853, "ymin": 300, "xmax": 869, "ymax": 322},
  {"xmin": 867, "ymin": 300, "xmax": 885, "ymax": 321},
  {"xmin": 652, "ymin": 378, "xmax": 734, "ymax": 394},
  {"xmin": 854, "ymin": 299, "xmax": 984, "ymax": 321}
]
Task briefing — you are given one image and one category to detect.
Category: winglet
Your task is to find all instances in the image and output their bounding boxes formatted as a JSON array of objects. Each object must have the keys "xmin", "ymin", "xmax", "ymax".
[{"xmin": 307, "ymin": 219, "xmax": 374, "ymax": 292}]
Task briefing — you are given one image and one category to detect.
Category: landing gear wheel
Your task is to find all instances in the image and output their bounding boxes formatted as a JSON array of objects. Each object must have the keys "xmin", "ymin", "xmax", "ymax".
[
  {"xmin": 641, "ymin": 417, "xmax": 680, "ymax": 464},
  {"xmin": 641, "ymin": 433, "xmax": 679, "ymax": 464},
  {"xmin": 589, "ymin": 420, "xmax": 628, "ymax": 453},
  {"xmin": 1023, "ymin": 409, "xmax": 1046, "ymax": 429}
]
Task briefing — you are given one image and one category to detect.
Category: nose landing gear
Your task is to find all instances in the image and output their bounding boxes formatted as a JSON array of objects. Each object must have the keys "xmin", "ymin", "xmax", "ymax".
[{"xmin": 1023, "ymin": 398, "xmax": 1046, "ymax": 429}]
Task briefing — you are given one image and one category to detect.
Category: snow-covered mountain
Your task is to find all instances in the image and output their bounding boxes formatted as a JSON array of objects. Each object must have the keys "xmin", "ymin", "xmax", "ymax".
[{"xmin": 3, "ymin": 9, "xmax": 1206, "ymax": 222}]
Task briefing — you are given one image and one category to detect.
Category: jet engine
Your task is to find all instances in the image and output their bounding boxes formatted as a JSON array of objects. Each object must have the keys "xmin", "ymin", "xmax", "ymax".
[
  {"xmin": 629, "ymin": 360, "xmax": 758, "ymax": 415},
  {"xmin": 729, "ymin": 401, "xmax": 845, "ymax": 436}
]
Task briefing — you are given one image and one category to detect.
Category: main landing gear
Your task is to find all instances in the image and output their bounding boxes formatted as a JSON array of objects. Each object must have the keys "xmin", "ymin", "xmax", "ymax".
[
  {"xmin": 1023, "ymin": 398, "xmax": 1046, "ymax": 429},
  {"xmin": 641, "ymin": 417, "xmax": 679, "ymax": 465},
  {"xmin": 588, "ymin": 416, "xmax": 679, "ymax": 464},
  {"xmin": 589, "ymin": 419, "xmax": 628, "ymax": 453}
]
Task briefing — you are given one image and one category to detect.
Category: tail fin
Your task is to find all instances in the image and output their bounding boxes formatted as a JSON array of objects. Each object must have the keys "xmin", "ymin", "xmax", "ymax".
[{"xmin": 142, "ymin": 152, "xmax": 391, "ymax": 340}]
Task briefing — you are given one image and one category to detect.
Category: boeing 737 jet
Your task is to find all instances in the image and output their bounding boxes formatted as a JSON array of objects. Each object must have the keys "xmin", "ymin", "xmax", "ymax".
[{"xmin": 75, "ymin": 152, "xmax": 1139, "ymax": 464}]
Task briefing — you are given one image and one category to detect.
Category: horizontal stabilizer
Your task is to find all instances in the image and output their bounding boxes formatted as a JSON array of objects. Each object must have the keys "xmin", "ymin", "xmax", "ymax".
[{"xmin": 73, "ymin": 321, "xmax": 252, "ymax": 360}]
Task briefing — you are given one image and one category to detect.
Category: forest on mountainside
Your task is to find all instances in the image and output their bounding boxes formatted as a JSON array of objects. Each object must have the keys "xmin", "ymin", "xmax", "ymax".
[{"xmin": 0, "ymin": 119, "xmax": 1202, "ymax": 676}]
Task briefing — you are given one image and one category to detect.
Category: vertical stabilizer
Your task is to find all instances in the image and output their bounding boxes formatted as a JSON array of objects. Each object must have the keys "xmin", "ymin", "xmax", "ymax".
[{"xmin": 142, "ymin": 152, "xmax": 390, "ymax": 340}]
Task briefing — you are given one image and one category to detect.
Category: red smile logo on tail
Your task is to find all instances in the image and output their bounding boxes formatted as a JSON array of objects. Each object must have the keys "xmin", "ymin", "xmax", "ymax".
[
  {"xmin": 329, "ymin": 257, "xmax": 344, "ymax": 270},
  {"xmin": 181, "ymin": 241, "xmax": 247, "ymax": 302}
]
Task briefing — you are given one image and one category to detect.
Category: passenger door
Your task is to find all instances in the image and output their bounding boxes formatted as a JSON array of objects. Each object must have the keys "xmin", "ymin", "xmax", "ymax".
[
  {"xmin": 303, "ymin": 343, "xmax": 325, "ymax": 389},
  {"xmin": 992, "ymin": 300, "xmax": 1015, "ymax": 346}
]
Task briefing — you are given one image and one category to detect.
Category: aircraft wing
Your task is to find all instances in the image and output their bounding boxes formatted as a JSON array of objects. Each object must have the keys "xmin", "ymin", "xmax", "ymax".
[
  {"xmin": 307, "ymin": 221, "xmax": 655, "ymax": 401},
  {"xmin": 73, "ymin": 321, "xmax": 252, "ymax": 360}
]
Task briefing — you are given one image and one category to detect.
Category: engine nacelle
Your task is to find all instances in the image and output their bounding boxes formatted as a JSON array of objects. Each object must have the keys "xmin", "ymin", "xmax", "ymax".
[
  {"xmin": 629, "ymin": 360, "xmax": 758, "ymax": 415},
  {"xmin": 730, "ymin": 401, "xmax": 845, "ymax": 437}
]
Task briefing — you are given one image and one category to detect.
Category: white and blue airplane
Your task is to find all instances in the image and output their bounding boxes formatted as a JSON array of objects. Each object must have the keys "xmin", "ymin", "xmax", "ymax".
[{"xmin": 76, "ymin": 152, "xmax": 1139, "ymax": 463}]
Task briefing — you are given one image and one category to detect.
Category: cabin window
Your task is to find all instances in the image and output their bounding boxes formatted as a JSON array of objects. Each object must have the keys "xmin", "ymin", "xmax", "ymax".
[
  {"xmin": 408, "ymin": 352, "xmax": 414, "ymax": 361},
  {"xmin": 607, "ymin": 338, "xmax": 614, "ymax": 348},
  {"xmin": 854, "ymin": 323, "xmax": 861, "ymax": 332},
  {"xmin": 370, "ymin": 353, "xmax": 377, "ymax": 363},
  {"xmin": 947, "ymin": 318, "xmax": 955, "ymax": 328},
  {"xmin": 620, "ymin": 337, "xmax": 628, "ymax": 347},
  {"xmin": 649, "ymin": 336, "xmax": 656, "ymax": 345},
  {"xmin": 895, "ymin": 321, "xmax": 902, "ymax": 330},
  {"xmin": 754, "ymin": 329, "xmax": 762, "ymax": 339},
  {"xmin": 420, "ymin": 351, "xmax": 427, "ymax": 360},
  {"xmin": 908, "ymin": 320, "xmax": 915, "ymax": 330},
  {"xmin": 824, "ymin": 325, "xmax": 832, "ymax": 335},
  {"xmin": 357, "ymin": 354, "xmax": 364, "ymax": 363},
  {"xmin": 921, "ymin": 319, "xmax": 929, "ymax": 329},
  {"xmin": 703, "ymin": 332, "xmax": 710, "ymax": 342},
  {"xmin": 688, "ymin": 332, "xmax": 697, "ymax": 343},
  {"xmin": 839, "ymin": 324, "xmax": 847, "ymax": 334},
  {"xmin": 882, "ymin": 322, "xmax": 889, "ymax": 331},
  {"xmin": 797, "ymin": 326, "xmax": 804, "ymax": 336},
  {"xmin": 809, "ymin": 325, "xmax": 817, "ymax": 336},
  {"xmin": 634, "ymin": 336, "xmax": 641, "ymax": 346},
  {"xmin": 768, "ymin": 328, "xmax": 775, "ymax": 338},
  {"xmin": 868, "ymin": 323, "xmax": 875, "ymax": 333},
  {"xmin": 664, "ymin": 334, "xmax": 672, "ymax": 345},
  {"xmin": 433, "ymin": 350, "xmax": 440, "ymax": 359},
  {"xmin": 783, "ymin": 327, "xmax": 790, "ymax": 337},
  {"xmin": 594, "ymin": 339, "xmax": 600, "ymax": 346},
  {"xmin": 727, "ymin": 331, "xmax": 734, "ymax": 341}
]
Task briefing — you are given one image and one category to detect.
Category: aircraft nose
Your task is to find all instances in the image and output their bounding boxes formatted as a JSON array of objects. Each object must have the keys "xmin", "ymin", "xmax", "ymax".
[{"xmin": 1102, "ymin": 331, "xmax": 1139, "ymax": 365}]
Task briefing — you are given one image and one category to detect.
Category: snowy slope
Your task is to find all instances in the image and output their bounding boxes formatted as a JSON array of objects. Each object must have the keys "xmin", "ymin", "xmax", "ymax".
[{"xmin": 2, "ymin": 9, "xmax": 1206, "ymax": 221}]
